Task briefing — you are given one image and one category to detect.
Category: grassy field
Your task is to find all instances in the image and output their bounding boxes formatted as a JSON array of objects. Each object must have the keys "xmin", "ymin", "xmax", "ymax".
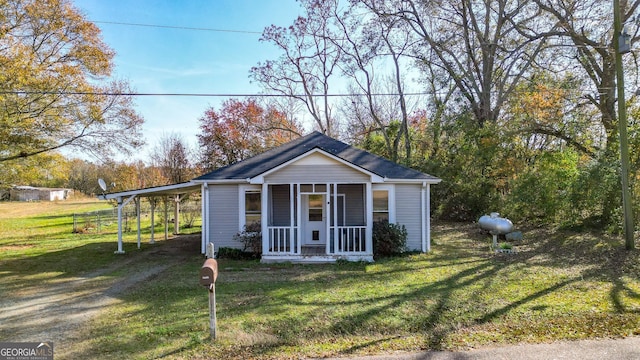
[{"xmin": 1, "ymin": 200, "xmax": 639, "ymax": 359}]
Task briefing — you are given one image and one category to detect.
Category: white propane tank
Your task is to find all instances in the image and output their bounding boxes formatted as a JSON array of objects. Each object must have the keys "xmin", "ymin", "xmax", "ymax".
[{"xmin": 478, "ymin": 212, "xmax": 514, "ymax": 235}]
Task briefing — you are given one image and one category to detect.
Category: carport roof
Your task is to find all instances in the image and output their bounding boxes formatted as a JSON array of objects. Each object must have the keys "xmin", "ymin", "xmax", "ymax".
[{"xmin": 99, "ymin": 182, "xmax": 200, "ymax": 200}]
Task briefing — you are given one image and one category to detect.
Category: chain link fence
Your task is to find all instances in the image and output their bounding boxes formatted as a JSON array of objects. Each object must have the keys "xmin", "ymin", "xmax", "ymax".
[
  {"xmin": 73, "ymin": 209, "xmax": 117, "ymax": 233},
  {"xmin": 72, "ymin": 200, "xmax": 201, "ymax": 234}
]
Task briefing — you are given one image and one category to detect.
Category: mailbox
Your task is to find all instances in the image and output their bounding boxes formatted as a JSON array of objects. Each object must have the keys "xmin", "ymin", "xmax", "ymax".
[{"xmin": 200, "ymin": 258, "xmax": 218, "ymax": 286}]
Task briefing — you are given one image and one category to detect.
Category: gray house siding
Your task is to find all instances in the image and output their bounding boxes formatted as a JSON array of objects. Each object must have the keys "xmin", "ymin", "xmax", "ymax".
[
  {"xmin": 209, "ymin": 185, "xmax": 241, "ymax": 249},
  {"xmin": 395, "ymin": 184, "xmax": 423, "ymax": 251},
  {"xmin": 265, "ymin": 164, "xmax": 369, "ymax": 183}
]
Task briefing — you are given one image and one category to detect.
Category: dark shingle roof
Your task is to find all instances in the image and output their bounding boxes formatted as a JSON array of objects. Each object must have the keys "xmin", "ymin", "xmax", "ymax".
[{"xmin": 193, "ymin": 131, "xmax": 440, "ymax": 182}]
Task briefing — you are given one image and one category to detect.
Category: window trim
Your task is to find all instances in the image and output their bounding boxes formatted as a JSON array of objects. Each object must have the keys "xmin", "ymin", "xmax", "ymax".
[
  {"xmin": 239, "ymin": 185, "xmax": 261, "ymax": 230},
  {"xmin": 372, "ymin": 184, "xmax": 395, "ymax": 223}
]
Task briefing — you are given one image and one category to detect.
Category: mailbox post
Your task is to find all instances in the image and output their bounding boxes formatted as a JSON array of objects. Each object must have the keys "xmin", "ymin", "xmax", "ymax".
[{"xmin": 200, "ymin": 258, "xmax": 218, "ymax": 339}]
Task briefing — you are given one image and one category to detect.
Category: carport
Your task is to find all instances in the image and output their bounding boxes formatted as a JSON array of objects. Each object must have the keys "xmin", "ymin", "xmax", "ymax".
[{"xmin": 99, "ymin": 182, "xmax": 202, "ymax": 254}]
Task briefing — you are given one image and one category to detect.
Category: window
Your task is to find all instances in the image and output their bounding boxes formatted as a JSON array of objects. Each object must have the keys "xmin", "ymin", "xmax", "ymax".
[
  {"xmin": 245, "ymin": 191, "xmax": 261, "ymax": 225},
  {"xmin": 308, "ymin": 194, "xmax": 323, "ymax": 221},
  {"xmin": 373, "ymin": 190, "xmax": 389, "ymax": 223}
]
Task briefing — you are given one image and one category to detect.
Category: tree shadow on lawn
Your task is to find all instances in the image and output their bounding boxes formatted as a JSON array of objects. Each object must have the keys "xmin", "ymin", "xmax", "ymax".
[
  {"xmin": 225, "ymin": 223, "xmax": 640, "ymax": 358},
  {"xmin": 7, "ymin": 222, "xmax": 636, "ymax": 359},
  {"xmin": 507, "ymin": 226, "xmax": 640, "ymax": 310},
  {"xmin": 0, "ymin": 234, "xmax": 205, "ymax": 358},
  {"xmin": 0, "ymin": 234, "xmax": 201, "ymax": 293},
  {"xmin": 73, "ymin": 225, "xmax": 638, "ymax": 359}
]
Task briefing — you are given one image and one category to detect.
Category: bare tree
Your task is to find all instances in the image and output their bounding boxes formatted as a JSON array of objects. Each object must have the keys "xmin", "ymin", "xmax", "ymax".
[
  {"xmin": 330, "ymin": 1, "xmax": 419, "ymax": 163},
  {"xmin": 250, "ymin": 0, "xmax": 342, "ymax": 136},
  {"xmin": 150, "ymin": 133, "xmax": 193, "ymax": 184},
  {"xmin": 530, "ymin": 0, "xmax": 640, "ymax": 152},
  {"xmin": 362, "ymin": 0, "xmax": 551, "ymax": 127}
]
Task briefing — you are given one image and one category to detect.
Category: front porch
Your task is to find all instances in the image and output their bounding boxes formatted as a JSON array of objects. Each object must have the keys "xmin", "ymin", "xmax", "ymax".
[{"xmin": 256, "ymin": 183, "xmax": 376, "ymax": 263}]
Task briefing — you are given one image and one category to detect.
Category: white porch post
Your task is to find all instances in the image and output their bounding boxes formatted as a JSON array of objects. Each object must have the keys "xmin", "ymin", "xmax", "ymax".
[
  {"xmin": 296, "ymin": 183, "xmax": 302, "ymax": 255},
  {"xmin": 426, "ymin": 184, "xmax": 431, "ymax": 252},
  {"xmin": 289, "ymin": 183, "xmax": 295, "ymax": 254},
  {"xmin": 324, "ymin": 182, "xmax": 330, "ymax": 256},
  {"xmin": 331, "ymin": 183, "xmax": 337, "ymax": 255},
  {"xmin": 421, "ymin": 183, "xmax": 426, "ymax": 253},
  {"xmin": 261, "ymin": 183, "xmax": 269, "ymax": 255},
  {"xmin": 365, "ymin": 182, "xmax": 373, "ymax": 256}
]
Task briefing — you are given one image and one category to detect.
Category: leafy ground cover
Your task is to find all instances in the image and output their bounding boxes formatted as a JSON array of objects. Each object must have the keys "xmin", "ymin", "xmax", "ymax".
[{"xmin": 1, "ymin": 201, "xmax": 639, "ymax": 359}]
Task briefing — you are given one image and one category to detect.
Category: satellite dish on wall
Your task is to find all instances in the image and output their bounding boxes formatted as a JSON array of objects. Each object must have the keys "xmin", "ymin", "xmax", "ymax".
[{"xmin": 98, "ymin": 178, "xmax": 107, "ymax": 192}]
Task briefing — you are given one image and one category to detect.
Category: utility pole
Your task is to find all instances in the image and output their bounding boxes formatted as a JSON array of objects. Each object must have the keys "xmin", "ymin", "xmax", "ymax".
[{"xmin": 613, "ymin": 0, "xmax": 635, "ymax": 250}]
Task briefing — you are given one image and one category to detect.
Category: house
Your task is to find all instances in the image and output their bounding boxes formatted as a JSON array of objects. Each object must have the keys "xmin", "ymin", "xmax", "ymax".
[
  {"xmin": 101, "ymin": 132, "xmax": 441, "ymax": 262},
  {"xmin": 10, "ymin": 186, "xmax": 72, "ymax": 201}
]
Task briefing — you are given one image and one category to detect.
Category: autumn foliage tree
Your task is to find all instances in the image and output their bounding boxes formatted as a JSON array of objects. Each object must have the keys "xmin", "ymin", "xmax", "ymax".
[
  {"xmin": 0, "ymin": 0, "xmax": 144, "ymax": 164},
  {"xmin": 197, "ymin": 99, "xmax": 303, "ymax": 172}
]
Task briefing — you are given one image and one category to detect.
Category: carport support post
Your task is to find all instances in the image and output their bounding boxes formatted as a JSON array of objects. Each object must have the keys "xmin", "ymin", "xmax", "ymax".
[
  {"xmin": 150, "ymin": 198, "xmax": 156, "ymax": 244},
  {"xmin": 164, "ymin": 196, "xmax": 169, "ymax": 241},
  {"xmin": 136, "ymin": 197, "xmax": 141, "ymax": 249},
  {"xmin": 115, "ymin": 195, "xmax": 136, "ymax": 254},
  {"xmin": 116, "ymin": 197, "xmax": 125, "ymax": 254},
  {"xmin": 174, "ymin": 194, "xmax": 180, "ymax": 235}
]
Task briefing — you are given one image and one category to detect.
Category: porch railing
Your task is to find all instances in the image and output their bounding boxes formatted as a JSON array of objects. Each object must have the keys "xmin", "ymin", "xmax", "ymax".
[
  {"xmin": 267, "ymin": 226, "xmax": 298, "ymax": 254},
  {"xmin": 266, "ymin": 225, "xmax": 367, "ymax": 256},
  {"xmin": 331, "ymin": 226, "xmax": 367, "ymax": 254}
]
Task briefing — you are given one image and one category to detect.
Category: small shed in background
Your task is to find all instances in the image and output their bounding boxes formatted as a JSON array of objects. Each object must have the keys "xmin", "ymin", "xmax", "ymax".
[{"xmin": 9, "ymin": 186, "xmax": 72, "ymax": 201}]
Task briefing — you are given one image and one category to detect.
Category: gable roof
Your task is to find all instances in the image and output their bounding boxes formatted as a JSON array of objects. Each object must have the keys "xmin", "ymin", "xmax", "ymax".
[{"xmin": 193, "ymin": 131, "xmax": 440, "ymax": 183}]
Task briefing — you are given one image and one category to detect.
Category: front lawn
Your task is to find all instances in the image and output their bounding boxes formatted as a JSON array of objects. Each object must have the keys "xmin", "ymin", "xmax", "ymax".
[
  {"xmin": 80, "ymin": 224, "xmax": 640, "ymax": 359},
  {"xmin": 1, "ymin": 201, "xmax": 638, "ymax": 359}
]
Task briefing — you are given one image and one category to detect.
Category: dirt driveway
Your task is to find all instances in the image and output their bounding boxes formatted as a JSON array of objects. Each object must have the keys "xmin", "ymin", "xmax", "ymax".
[{"xmin": 0, "ymin": 235, "xmax": 200, "ymax": 359}]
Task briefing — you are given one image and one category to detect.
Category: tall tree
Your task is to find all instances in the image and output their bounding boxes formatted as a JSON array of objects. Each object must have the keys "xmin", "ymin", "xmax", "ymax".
[
  {"xmin": 197, "ymin": 98, "xmax": 303, "ymax": 172},
  {"xmin": 529, "ymin": 0, "xmax": 640, "ymax": 227},
  {"xmin": 362, "ymin": 0, "xmax": 550, "ymax": 127},
  {"xmin": 332, "ymin": 0, "xmax": 419, "ymax": 164},
  {"xmin": 0, "ymin": 0, "xmax": 144, "ymax": 163},
  {"xmin": 0, "ymin": 152, "xmax": 69, "ymax": 188},
  {"xmin": 150, "ymin": 133, "xmax": 194, "ymax": 184},
  {"xmin": 250, "ymin": 0, "xmax": 341, "ymax": 136}
]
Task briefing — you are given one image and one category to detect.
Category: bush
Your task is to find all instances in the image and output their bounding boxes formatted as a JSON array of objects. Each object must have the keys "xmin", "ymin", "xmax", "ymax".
[
  {"xmin": 372, "ymin": 221, "xmax": 407, "ymax": 258},
  {"xmin": 233, "ymin": 222, "xmax": 262, "ymax": 255},
  {"xmin": 216, "ymin": 247, "xmax": 257, "ymax": 260}
]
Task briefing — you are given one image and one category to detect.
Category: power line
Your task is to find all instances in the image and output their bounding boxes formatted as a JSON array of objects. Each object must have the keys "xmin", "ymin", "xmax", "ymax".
[
  {"xmin": 92, "ymin": 20, "xmax": 263, "ymax": 35},
  {"xmin": 0, "ymin": 90, "xmax": 434, "ymax": 97},
  {"xmin": 0, "ymin": 87, "xmax": 613, "ymax": 98}
]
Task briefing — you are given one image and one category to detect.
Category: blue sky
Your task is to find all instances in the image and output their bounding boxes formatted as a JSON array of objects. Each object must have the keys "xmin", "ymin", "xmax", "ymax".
[{"xmin": 74, "ymin": 0, "xmax": 303, "ymax": 160}]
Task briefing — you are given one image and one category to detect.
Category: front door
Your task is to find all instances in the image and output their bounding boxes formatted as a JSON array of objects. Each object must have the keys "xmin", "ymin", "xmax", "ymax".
[{"xmin": 302, "ymin": 194, "xmax": 326, "ymax": 245}]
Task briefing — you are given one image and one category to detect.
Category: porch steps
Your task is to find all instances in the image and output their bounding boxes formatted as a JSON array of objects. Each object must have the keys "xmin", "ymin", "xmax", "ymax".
[
  {"xmin": 261, "ymin": 246, "xmax": 374, "ymax": 263},
  {"xmin": 301, "ymin": 245, "xmax": 326, "ymax": 256}
]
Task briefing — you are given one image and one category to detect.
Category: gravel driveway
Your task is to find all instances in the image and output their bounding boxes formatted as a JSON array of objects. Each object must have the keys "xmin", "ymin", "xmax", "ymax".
[{"xmin": 0, "ymin": 235, "xmax": 200, "ymax": 359}]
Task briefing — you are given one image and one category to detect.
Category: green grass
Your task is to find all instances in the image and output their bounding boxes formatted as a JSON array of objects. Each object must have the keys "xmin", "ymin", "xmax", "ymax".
[
  {"xmin": 80, "ymin": 227, "xmax": 640, "ymax": 359},
  {"xmin": 1, "ymin": 201, "xmax": 639, "ymax": 359},
  {"xmin": 0, "ymin": 198, "xmax": 201, "ymax": 295}
]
